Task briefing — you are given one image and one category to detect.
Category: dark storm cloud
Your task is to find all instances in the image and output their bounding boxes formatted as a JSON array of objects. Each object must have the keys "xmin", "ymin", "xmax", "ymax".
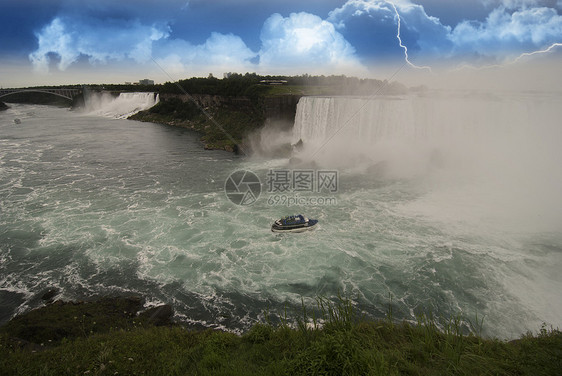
[{"xmin": 1, "ymin": 0, "xmax": 560, "ymax": 82}]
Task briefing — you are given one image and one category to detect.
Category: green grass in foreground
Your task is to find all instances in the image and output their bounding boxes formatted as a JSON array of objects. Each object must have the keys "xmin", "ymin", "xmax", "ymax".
[{"xmin": 1, "ymin": 296, "xmax": 560, "ymax": 375}]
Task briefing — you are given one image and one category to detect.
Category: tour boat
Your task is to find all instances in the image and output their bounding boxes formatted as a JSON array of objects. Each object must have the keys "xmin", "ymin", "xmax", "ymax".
[{"xmin": 271, "ymin": 215, "xmax": 318, "ymax": 233}]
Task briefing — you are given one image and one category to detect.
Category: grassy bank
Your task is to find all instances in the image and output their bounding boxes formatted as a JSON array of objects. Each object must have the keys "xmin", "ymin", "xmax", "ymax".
[
  {"xmin": 1, "ymin": 296, "xmax": 560, "ymax": 375},
  {"xmin": 129, "ymin": 96, "xmax": 264, "ymax": 152},
  {"xmin": 128, "ymin": 73, "xmax": 412, "ymax": 152}
]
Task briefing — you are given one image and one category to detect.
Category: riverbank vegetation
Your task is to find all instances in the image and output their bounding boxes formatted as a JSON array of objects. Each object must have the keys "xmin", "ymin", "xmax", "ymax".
[
  {"xmin": 131, "ymin": 74, "xmax": 409, "ymax": 152},
  {"xmin": 1, "ymin": 295, "xmax": 560, "ymax": 375},
  {"xmin": 2, "ymin": 74, "xmax": 407, "ymax": 100},
  {"xmin": 155, "ymin": 73, "xmax": 407, "ymax": 97},
  {"xmin": 129, "ymin": 73, "xmax": 407, "ymax": 152},
  {"xmin": 2, "ymin": 74, "xmax": 409, "ymax": 152},
  {"xmin": 129, "ymin": 95, "xmax": 265, "ymax": 152}
]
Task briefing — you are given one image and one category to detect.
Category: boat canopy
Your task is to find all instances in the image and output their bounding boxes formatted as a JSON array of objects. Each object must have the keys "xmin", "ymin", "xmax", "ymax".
[{"xmin": 280, "ymin": 215, "xmax": 307, "ymax": 226}]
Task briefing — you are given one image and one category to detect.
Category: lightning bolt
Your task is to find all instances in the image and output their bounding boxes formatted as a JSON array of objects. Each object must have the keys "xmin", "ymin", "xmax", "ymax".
[
  {"xmin": 387, "ymin": 1, "xmax": 432, "ymax": 72},
  {"xmin": 512, "ymin": 42, "xmax": 562, "ymax": 63},
  {"xmin": 452, "ymin": 42, "xmax": 562, "ymax": 72}
]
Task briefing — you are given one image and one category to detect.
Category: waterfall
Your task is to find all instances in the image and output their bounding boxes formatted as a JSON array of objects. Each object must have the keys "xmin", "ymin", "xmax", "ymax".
[
  {"xmin": 292, "ymin": 94, "xmax": 535, "ymax": 147},
  {"xmin": 291, "ymin": 92, "xmax": 559, "ymax": 170},
  {"xmin": 84, "ymin": 92, "xmax": 159, "ymax": 119},
  {"xmin": 291, "ymin": 91, "xmax": 562, "ymax": 232}
]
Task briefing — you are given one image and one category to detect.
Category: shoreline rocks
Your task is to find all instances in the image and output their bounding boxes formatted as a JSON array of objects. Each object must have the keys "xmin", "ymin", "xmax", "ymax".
[{"xmin": 0, "ymin": 295, "xmax": 175, "ymax": 347}]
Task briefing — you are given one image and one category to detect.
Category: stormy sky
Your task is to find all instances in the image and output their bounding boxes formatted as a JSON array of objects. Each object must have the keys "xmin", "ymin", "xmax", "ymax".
[{"xmin": 1, "ymin": 0, "xmax": 561, "ymax": 87}]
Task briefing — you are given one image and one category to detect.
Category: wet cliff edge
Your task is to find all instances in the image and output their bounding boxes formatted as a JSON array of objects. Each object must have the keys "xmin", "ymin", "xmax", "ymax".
[{"xmin": 128, "ymin": 93, "xmax": 301, "ymax": 153}]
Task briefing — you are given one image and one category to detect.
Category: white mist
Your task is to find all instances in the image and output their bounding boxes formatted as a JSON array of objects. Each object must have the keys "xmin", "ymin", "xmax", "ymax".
[{"xmin": 84, "ymin": 92, "xmax": 159, "ymax": 119}]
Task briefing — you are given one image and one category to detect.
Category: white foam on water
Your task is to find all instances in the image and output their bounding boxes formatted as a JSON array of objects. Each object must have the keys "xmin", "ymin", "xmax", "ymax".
[
  {"xmin": 2, "ymin": 100, "xmax": 561, "ymax": 338},
  {"xmin": 289, "ymin": 91, "xmax": 562, "ymax": 337}
]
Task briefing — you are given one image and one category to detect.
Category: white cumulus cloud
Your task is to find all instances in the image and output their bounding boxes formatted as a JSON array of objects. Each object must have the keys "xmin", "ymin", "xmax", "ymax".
[
  {"xmin": 29, "ymin": 18, "xmax": 78, "ymax": 73},
  {"xmin": 258, "ymin": 12, "xmax": 366, "ymax": 74},
  {"xmin": 484, "ymin": 0, "xmax": 559, "ymax": 9},
  {"xmin": 29, "ymin": 16, "xmax": 170, "ymax": 73},
  {"xmin": 28, "ymin": 0, "xmax": 562, "ymax": 76},
  {"xmin": 327, "ymin": 0, "xmax": 392, "ymax": 29},
  {"xmin": 450, "ymin": 6, "xmax": 562, "ymax": 61},
  {"xmin": 30, "ymin": 11, "xmax": 367, "ymax": 76},
  {"xmin": 153, "ymin": 33, "xmax": 257, "ymax": 74}
]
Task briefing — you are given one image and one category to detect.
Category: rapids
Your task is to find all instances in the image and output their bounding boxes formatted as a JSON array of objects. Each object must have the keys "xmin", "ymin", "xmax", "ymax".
[{"xmin": 0, "ymin": 90, "xmax": 560, "ymax": 338}]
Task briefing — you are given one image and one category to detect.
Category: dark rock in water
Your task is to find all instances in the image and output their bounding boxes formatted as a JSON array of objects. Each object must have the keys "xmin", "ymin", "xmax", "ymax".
[
  {"xmin": 126, "ymin": 295, "xmax": 143, "ymax": 306},
  {"xmin": 40, "ymin": 288, "xmax": 59, "ymax": 302},
  {"xmin": 138, "ymin": 304, "xmax": 174, "ymax": 326},
  {"xmin": 291, "ymin": 139, "xmax": 303, "ymax": 152},
  {"xmin": 0, "ymin": 295, "xmax": 160, "ymax": 346},
  {"xmin": 0, "ymin": 101, "xmax": 8, "ymax": 111},
  {"xmin": 0, "ymin": 290, "xmax": 26, "ymax": 325},
  {"xmin": 233, "ymin": 143, "xmax": 247, "ymax": 155}
]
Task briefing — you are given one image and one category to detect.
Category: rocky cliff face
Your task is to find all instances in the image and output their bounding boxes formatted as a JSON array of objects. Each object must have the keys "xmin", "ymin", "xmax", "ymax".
[
  {"xmin": 132, "ymin": 93, "xmax": 302, "ymax": 153},
  {"xmin": 262, "ymin": 95, "xmax": 302, "ymax": 123},
  {"xmin": 159, "ymin": 93, "xmax": 253, "ymax": 111},
  {"xmin": 159, "ymin": 93, "xmax": 301, "ymax": 124}
]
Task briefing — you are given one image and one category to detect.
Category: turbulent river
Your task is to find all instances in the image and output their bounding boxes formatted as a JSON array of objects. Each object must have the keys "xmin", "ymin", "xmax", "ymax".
[{"xmin": 1, "ymin": 91, "xmax": 561, "ymax": 339}]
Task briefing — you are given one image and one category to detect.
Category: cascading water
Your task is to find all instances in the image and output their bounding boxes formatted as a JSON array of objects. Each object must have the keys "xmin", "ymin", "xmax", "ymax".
[
  {"xmin": 292, "ymin": 92, "xmax": 562, "ymax": 184},
  {"xmin": 289, "ymin": 92, "xmax": 562, "ymax": 335},
  {"xmin": 292, "ymin": 93, "xmax": 543, "ymax": 169},
  {"xmin": 1, "ymin": 92, "xmax": 560, "ymax": 339},
  {"xmin": 84, "ymin": 91, "xmax": 159, "ymax": 119}
]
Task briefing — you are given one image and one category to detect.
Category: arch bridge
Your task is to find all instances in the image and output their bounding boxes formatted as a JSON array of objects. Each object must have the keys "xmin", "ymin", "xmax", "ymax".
[{"xmin": 0, "ymin": 88, "xmax": 83, "ymax": 101}]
